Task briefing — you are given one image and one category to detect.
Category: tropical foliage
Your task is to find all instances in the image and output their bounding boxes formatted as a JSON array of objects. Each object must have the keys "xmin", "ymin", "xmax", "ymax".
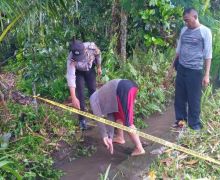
[
  {"xmin": 1, "ymin": 0, "xmax": 220, "ymax": 179},
  {"xmin": 0, "ymin": 102, "xmax": 79, "ymax": 179}
]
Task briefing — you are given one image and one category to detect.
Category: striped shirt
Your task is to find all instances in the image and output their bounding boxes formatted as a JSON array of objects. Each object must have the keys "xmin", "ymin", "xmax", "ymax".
[{"xmin": 176, "ymin": 25, "xmax": 212, "ymax": 70}]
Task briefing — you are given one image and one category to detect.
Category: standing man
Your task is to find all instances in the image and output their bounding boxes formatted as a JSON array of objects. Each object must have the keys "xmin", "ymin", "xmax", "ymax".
[
  {"xmin": 171, "ymin": 8, "xmax": 212, "ymax": 130},
  {"xmin": 66, "ymin": 39, "xmax": 102, "ymax": 130},
  {"xmin": 90, "ymin": 79, "xmax": 145, "ymax": 156}
]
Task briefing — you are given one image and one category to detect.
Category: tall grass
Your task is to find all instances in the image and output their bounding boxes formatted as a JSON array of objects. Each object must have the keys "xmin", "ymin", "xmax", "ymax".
[{"xmin": 148, "ymin": 87, "xmax": 220, "ymax": 179}]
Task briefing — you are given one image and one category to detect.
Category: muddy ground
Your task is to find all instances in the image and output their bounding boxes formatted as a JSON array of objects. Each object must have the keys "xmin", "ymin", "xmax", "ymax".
[{"xmin": 55, "ymin": 105, "xmax": 176, "ymax": 180}]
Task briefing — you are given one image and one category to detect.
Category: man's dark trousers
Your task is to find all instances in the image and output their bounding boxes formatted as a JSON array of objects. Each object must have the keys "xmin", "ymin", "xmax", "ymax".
[
  {"xmin": 76, "ymin": 67, "xmax": 96, "ymax": 127},
  {"xmin": 174, "ymin": 64, "xmax": 203, "ymax": 130}
]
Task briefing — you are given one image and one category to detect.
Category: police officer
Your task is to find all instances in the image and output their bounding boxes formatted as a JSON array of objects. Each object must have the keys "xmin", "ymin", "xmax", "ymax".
[{"xmin": 66, "ymin": 39, "xmax": 102, "ymax": 130}]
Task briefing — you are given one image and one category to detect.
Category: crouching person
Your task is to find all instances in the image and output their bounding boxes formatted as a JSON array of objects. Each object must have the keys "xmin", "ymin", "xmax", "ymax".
[{"xmin": 89, "ymin": 79, "xmax": 145, "ymax": 156}]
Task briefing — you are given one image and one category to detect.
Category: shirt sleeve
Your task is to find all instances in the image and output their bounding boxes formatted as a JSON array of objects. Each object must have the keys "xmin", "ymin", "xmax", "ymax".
[
  {"xmin": 96, "ymin": 115, "xmax": 114, "ymax": 139},
  {"xmin": 176, "ymin": 27, "xmax": 187, "ymax": 54},
  {"xmin": 106, "ymin": 113, "xmax": 115, "ymax": 139},
  {"xmin": 201, "ymin": 26, "xmax": 212, "ymax": 60},
  {"xmin": 92, "ymin": 43, "xmax": 101, "ymax": 65},
  {"xmin": 90, "ymin": 93, "xmax": 108, "ymax": 138},
  {"xmin": 66, "ymin": 52, "xmax": 76, "ymax": 88},
  {"xmin": 95, "ymin": 47, "xmax": 101, "ymax": 65}
]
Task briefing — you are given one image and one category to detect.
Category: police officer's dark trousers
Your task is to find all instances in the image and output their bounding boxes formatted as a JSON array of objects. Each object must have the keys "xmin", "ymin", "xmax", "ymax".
[
  {"xmin": 76, "ymin": 67, "xmax": 96, "ymax": 124},
  {"xmin": 174, "ymin": 64, "xmax": 203, "ymax": 130}
]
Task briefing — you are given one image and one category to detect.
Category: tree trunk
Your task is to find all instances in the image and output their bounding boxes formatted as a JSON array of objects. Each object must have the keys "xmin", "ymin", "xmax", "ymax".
[
  {"xmin": 111, "ymin": 0, "xmax": 121, "ymax": 56},
  {"xmin": 111, "ymin": 0, "xmax": 128, "ymax": 61},
  {"xmin": 110, "ymin": 0, "xmax": 120, "ymax": 38},
  {"xmin": 120, "ymin": 9, "xmax": 127, "ymax": 61}
]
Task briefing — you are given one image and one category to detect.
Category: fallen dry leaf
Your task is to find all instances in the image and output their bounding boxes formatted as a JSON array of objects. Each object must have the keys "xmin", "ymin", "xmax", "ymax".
[
  {"xmin": 162, "ymin": 172, "xmax": 171, "ymax": 180},
  {"xmin": 56, "ymin": 127, "xmax": 67, "ymax": 136},
  {"xmin": 160, "ymin": 158, "xmax": 173, "ymax": 167},
  {"xmin": 184, "ymin": 159, "xmax": 198, "ymax": 165}
]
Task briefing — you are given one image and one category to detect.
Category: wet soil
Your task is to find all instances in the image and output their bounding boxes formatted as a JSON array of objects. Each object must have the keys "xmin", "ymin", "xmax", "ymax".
[{"xmin": 55, "ymin": 105, "xmax": 176, "ymax": 180}]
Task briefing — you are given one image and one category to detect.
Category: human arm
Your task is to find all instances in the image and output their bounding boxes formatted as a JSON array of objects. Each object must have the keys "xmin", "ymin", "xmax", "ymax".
[
  {"xmin": 172, "ymin": 54, "xmax": 179, "ymax": 70},
  {"xmin": 69, "ymin": 87, "xmax": 80, "ymax": 109},
  {"xmin": 99, "ymin": 114, "xmax": 115, "ymax": 154},
  {"xmin": 202, "ymin": 27, "xmax": 212, "ymax": 87},
  {"xmin": 99, "ymin": 122, "xmax": 114, "ymax": 154},
  {"xmin": 103, "ymin": 137, "xmax": 113, "ymax": 154},
  {"xmin": 167, "ymin": 30, "xmax": 182, "ymax": 76},
  {"xmin": 166, "ymin": 27, "xmax": 184, "ymax": 79},
  {"xmin": 66, "ymin": 52, "xmax": 80, "ymax": 109},
  {"xmin": 202, "ymin": 59, "xmax": 211, "ymax": 87},
  {"xmin": 97, "ymin": 120, "xmax": 114, "ymax": 154},
  {"xmin": 171, "ymin": 27, "xmax": 188, "ymax": 71},
  {"xmin": 97, "ymin": 64, "xmax": 102, "ymax": 76},
  {"xmin": 90, "ymin": 95, "xmax": 114, "ymax": 154},
  {"xmin": 102, "ymin": 113, "xmax": 115, "ymax": 154},
  {"xmin": 95, "ymin": 46, "xmax": 102, "ymax": 76}
]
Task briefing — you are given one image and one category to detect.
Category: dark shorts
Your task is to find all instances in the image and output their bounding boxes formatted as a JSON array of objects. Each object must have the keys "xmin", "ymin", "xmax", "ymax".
[{"xmin": 114, "ymin": 80, "xmax": 138, "ymax": 127}]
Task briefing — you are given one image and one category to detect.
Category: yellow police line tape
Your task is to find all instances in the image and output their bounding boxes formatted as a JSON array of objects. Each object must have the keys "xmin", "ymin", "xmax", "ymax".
[{"xmin": 34, "ymin": 96, "xmax": 220, "ymax": 166}]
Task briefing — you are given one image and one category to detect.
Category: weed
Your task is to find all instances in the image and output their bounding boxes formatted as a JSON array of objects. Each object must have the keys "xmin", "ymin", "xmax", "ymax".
[
  {"xmin": 99, "ymin": 164, "xmax": 112, "ymax": 180},
  {"xmin": 0, "ymin": 101, "xmax": 78, "ymax": 179},
  {"xmin": 149, "ymin": 88, "xmax": 220, "ymax": 178}
]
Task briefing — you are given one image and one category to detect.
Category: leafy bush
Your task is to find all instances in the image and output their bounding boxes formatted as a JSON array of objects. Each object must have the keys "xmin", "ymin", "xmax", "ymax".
[
  {"xmin": 0, "ymin": 102, "xmax": 78, "ymax": 179},
  {"xmin": 5, "ymin": 41, "xmax": 69, "ymax": 101},
  {"xmin": 140, "ymin": 0, "xmax": 182, "ymax": 48},
  {"xmin": 102, "ymin": 45, "xmax": 175, "ymax": 120}
]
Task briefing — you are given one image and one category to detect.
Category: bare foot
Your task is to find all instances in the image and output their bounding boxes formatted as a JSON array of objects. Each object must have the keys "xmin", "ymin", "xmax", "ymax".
[
  {"xmin": 131, "ymin": 148, "xmax": 145, "ymax": 156},
  {"xmin": 113, "ymin": 137, "xmax": 125, "ymax": 144}
]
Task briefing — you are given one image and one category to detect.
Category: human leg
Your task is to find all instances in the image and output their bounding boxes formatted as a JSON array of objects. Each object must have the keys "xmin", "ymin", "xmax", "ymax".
[
  {"xmin": 128, "ymin": 124, "xmax": 145, "ymax": 156},
  {"xmin": 174, "ymin": 66, "xmax": 188, "ymax": 125},
  {"xmin": 76, "ymin": 70, "xmax": 86, "ymax": 129},
  {"xmin": 186, "ymin": 69, "xmax": 203, "ymax": 130},
  {"xmin": 85, "ymin": 67, "xmax": 96, "ymax": 96},
  {"xmin": 114, "ymin": 80, "xmax": 144, "ymax": 155},
  {"xmin": 113, "ymin": 120, "xmax": 144, "ymax": 155},
  {"xmin": 113, "ymin": 120, "xmax": 125, "ymax": 144},
  {"xmin": 83, "ymin": 68, "xmax": 97, "ymax": 129}
]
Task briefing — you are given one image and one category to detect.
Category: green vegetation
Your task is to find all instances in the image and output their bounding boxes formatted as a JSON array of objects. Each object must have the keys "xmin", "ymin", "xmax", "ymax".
[
  {"xmin": 102, "ymin": 42, "xmax": 175, "ymax": 118},
  {"xmin": 149, "ymin": 87, "xmax": 220, "ymax": 179},
  {"xmin": 99, "ymin": 164, "xmax": 112, "ymax": 180},
  {"xmin": 1, "ymin": 0, "xmax": 220, "ymax": 179},
  {"xmin": 0, "ymin": 102, "xmax": 79, "ymax": 179}
]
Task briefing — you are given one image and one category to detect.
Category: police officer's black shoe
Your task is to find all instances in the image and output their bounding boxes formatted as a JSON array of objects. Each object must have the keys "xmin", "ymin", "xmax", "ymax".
[{"xmin": 79, "ymin": 119, "xmax": 87, "ymax": 131}]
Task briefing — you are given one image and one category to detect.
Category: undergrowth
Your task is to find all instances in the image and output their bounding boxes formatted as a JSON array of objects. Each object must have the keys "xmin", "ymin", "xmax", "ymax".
[{"xmin": 149, "ymin": 87, "xmax": 220, "ymax": 179}]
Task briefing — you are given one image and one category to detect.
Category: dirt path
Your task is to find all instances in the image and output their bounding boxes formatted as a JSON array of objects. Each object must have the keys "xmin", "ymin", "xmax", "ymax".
[{"xmin": 55, "ymin": 105, "xmax": 175, "ymax": 180}]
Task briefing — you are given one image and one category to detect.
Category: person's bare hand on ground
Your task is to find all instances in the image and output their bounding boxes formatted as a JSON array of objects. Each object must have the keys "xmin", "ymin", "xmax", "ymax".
[
  {"xmin": 103, "ymin": 137, "xmax": 113, "ymax": 154},
  {"xmin": 72, "ymin": 97, "xmax": 80, "ymax": 109}
]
